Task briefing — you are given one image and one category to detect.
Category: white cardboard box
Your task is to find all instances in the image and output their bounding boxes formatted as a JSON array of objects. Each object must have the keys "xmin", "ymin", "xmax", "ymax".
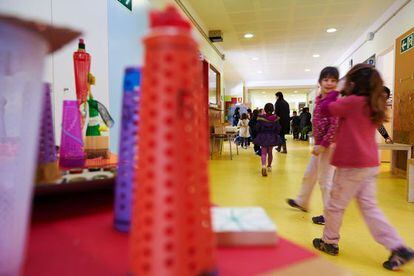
[{"xmin": 211, "ymin": 207, "xmax": 278, "ymax": 247}]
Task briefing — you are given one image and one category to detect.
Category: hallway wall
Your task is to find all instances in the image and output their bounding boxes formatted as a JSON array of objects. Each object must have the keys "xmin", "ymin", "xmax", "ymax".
[
  {"xmin": 336, "ymin": 0, "xmax": 414, "ymax": 76},
  {"xmin": 335, "ymin": 0, "xmax": 414, "ymax": 170}
]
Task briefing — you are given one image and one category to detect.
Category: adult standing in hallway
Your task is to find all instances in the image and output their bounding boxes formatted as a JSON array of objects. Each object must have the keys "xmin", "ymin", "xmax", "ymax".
[{"xmin": 274, "ymin": 91, "xmax": 290, "ymax": 153}]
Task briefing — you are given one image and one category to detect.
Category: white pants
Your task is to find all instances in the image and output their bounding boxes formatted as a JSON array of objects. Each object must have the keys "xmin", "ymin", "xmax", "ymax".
[{"xmin": 296, "ymin": 145, "xmax": 335, "ymax": 210}]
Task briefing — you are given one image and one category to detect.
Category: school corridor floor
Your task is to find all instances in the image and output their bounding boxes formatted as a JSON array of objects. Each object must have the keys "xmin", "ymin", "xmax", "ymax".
[{"xmin": 209, "ymin": 138, "xmax": 414, "ymax": 275}]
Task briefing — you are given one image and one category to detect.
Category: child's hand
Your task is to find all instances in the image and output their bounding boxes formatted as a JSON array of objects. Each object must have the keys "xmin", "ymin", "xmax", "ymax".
[
  {"xmin": 312, "ymin": 146, "xmax": 326, "ymax": 156},
  {"xmin": 385, "ymin": 137, "xmax": 393, "ymax": 144}
]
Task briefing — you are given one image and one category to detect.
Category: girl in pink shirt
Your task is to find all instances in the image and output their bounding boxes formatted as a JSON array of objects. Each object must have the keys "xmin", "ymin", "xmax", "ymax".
[{"xmin": 313, "ymin": 64, "xmax": 414, "ymax": 271}]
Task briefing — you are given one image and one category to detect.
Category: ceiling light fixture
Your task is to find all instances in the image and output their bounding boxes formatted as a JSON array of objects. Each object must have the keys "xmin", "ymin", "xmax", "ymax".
[
  {"xmin": 244, "ymin": 33, "xmax": 254, "ymax": 39},
  {"xmin": 257, "ymin": 70, "xmax": 263, "ymax": 74},
  {"xmin": 312, "ymin": 54, "xmax": 320, "ymax": 58},
  {"xmin": 305, "ymin": 69, "xmax": 310, "ymax": 72},
  {"xmin": 261, "ymin": 91, "xmax": 266, "ymax": 94},
  {"xmin": 252, "ymin": 57, "xmax": 259, "ymax": 61},
  {"xmin": 326, "ymin": 28, "xmax": 337, "ymax": 33},
  {"xmin": 294, "ymin": 90, "xmax": 298, "ymax": 93}
]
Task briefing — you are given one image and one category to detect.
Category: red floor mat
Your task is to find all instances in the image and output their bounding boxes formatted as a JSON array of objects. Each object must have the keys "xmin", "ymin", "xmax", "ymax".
[{"xmin": 24, "ymin": 192, "xmax": 316, "ymax": 275}]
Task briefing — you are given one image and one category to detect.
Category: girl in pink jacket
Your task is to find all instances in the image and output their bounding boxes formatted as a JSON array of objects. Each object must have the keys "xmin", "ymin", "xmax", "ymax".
[
  {"xmin": 313, "ymin": 64, "xmax": 414, "ymax": 271},
  {"xmin": 287, "ymin": 67, "xmax": 339, "ymax": 225}
]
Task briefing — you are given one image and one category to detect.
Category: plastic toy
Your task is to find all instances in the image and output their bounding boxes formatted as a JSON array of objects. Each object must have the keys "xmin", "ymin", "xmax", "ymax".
[
  {"xmin": 59, "ymin": 100, "xmax": 85, "ymax": 168},
  {"xmin": 114, "ymin": 67, "xmax": 141, "ymax": 232},
  {"xmin": 129, "ymin": 6, "xmax": 216, "ymax": 276},
  {"xmin": 36, "ymin": 83, "xmax": 60, "ymax": 183}
]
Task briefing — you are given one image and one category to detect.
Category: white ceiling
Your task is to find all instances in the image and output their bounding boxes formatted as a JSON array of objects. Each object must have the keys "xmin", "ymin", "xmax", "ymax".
[
  {"xmin": 249, "ymin": 87, "xmax": 313, "ymax": 95},
  {"xmin": 185, "ymin": 0, "xmax": 396, "ymax": 84}
]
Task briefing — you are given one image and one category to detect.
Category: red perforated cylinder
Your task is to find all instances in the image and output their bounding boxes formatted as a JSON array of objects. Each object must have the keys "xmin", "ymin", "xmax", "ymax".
[
  {"xmin": 187, "ymin": 58, "xmax": 217, "ymax": 275},
  {"xmin": 129, "ymin": 6, "xmax": 216, "ymax": 276}
]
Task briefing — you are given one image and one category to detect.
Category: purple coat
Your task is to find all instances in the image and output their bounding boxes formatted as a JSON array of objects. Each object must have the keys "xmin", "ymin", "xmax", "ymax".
[{"xmin": 253, "ymin": 114, "xmax": 281, "ymax": 147}]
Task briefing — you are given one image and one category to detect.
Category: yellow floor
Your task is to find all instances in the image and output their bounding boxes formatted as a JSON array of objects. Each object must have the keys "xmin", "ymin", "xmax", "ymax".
[{"xmin": 209, "ymin": 138, "xmax": 414, "ymax": 275}]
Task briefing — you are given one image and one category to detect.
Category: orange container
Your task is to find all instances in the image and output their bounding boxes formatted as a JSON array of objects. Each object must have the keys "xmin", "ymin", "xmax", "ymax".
[{"xmin": 129, "ymin": 6, "xmax": 216, "ymax": 276}]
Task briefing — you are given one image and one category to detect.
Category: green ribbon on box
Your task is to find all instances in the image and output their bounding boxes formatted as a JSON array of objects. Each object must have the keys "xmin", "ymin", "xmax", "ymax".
[{"xmin": 117, "ymin": 0, "xmax": 132, "ymax": 11}]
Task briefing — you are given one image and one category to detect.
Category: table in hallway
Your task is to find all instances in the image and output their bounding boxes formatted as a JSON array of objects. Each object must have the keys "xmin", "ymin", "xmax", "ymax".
[{"xmin": 378, "ymin": 143, "xmax": 413, "ymax": 202}]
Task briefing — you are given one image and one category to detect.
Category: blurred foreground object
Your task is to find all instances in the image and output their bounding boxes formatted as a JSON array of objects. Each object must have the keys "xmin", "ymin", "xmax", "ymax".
[{"xmin": 0, "ymin": 14, "xmax": 79, "ymax": 275}]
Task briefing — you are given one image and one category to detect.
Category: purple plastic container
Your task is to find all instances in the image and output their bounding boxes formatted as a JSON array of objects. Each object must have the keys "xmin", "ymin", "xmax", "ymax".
[
  {"xmin": 38, "ymin": 83, "xmax": 57, "ymax": 164},
  {"xmin": 114, "ymin": 67, "xmax": 141, "ymax": 232},
  {"xmin": 59, "ymin": 100, "xmax": 85, "ymax": 168},
  {"xmin": 0, "ymin": 95, "xmax": 6, "ymax": 138}
]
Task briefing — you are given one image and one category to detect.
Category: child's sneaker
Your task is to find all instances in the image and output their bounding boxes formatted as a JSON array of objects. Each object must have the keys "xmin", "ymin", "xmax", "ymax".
[
  {"xmin": 261, "ymin": 167, "xmax": 267, "ymax": 177},
  {"xmin": 383, "ymin": 247, "xmax": 414, "ymax": 271},
  {"xmin": 312, "ymin": 215, "xmax": 325, "ymax": 225},
  {"xmin": 267, "ymin": 166, "xmax": 272, "ymax": 172},
  {"xmin": 286, "ymin": 199, "xmax": 307, "ymax": 212},
  {"xmin": 312, "ymin": 238, "xmax": 339, "ymax": 256}
]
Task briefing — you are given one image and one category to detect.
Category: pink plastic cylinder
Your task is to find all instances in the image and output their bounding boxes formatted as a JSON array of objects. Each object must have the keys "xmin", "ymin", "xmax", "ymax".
[{"xmin": 59, "ymin": 100, "xmax": 85, "ymax": 168}]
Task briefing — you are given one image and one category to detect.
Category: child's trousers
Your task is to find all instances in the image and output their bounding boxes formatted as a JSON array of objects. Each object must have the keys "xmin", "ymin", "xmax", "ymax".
[
  {"xmin": 323, "ymin": 167, "xmax": 404, "ymax": 250},
  {"xmin": 261, "ymin": 146, "xmax": 273, "ymax": 167},
  {"xmin": 296, "ymin": 145, "xmax": 334, "ymax": 210}
]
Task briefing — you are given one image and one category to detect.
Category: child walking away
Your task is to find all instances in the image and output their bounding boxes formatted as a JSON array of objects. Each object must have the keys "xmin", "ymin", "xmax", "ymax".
[
  {"xmin": 290, "ymin": 111, "xmax": 300, "ymax": 140},
  {"xmin": 233, "ymin": 107, "xmax": 240, "ymax": 126},
  {"xmin": 312, "ymin": 64, "xmax": 414, "ymax": 271},
  {"xmin": 253, "ymin": 103, "xmax": 281, "ymax": 177},
  {"xmin": 287, "ymin": 66, "xmax": 339, "ymax": 225},
  {"xmin": 237, "ymin": 113, "xmax": 250, "ymax": 148},
  {"xmin": 249, "ymin": 109, "xmax": 261, "ymax": 155}
]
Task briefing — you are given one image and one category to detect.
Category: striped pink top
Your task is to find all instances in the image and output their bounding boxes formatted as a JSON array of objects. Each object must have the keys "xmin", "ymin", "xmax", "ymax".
[{"xmin": 313, "ymin": 90, "xmax": 339, "ymax": 148}]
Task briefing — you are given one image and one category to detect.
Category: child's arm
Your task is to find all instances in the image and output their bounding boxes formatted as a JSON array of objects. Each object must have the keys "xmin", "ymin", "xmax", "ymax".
[
  {"xmin": 254, "ymin": 121, "xmax": 262, "ymax": 133},
  {"xmin": 329, "ymin": 102, "xmax": 348, "ymax": 117},
  {"xmin": 326, "ymin": 95, "xmax": 352, "ymax": 118}
]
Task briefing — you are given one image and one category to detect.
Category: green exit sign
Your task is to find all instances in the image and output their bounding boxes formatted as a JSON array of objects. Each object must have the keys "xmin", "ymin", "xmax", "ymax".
[
  {"xmin": 401, "ymin": 32, "xmax": 414, "ymax": 54},
  {"xmin": 117, "ymin": 0, "xmax": 132, "ymax": 11}
]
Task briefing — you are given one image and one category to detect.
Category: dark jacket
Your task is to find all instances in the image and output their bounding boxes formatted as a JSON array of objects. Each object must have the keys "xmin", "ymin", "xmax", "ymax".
[
  {"xmin": 291, "ymin": 115, "xmax": 300, "ymax": 127},
  {"xmin": 248, "ymin": 116, "xmax": 258, "ymax": 139},
  {"xmin": 275, "ymin": 99, "xmax": 290, "ymax": 134},
  {"xmin": 232, "ymin": 112, "xmax": 240, "ymax": 126},
  {"xmin": 253, "ymin": 114, "xmax": 281, "ymax": 147},
  {"xmin": 299, "ymin": 111, "xmax": 312, "ymax": 130}
]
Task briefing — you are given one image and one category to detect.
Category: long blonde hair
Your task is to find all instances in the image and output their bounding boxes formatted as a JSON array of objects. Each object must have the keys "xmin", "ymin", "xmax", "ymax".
[{"xmin": 341, "ymin": 63, "xmax": 388, "ymax": 125}]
